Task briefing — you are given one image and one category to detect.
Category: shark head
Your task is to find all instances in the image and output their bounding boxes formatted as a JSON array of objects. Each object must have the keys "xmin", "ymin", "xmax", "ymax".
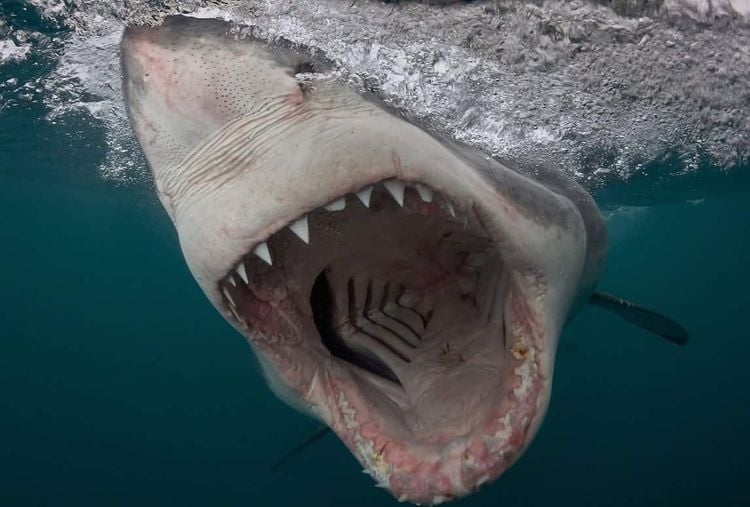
[{"xmin": 121, "ymin": 16, "xmax": 606, "ymax": 504}]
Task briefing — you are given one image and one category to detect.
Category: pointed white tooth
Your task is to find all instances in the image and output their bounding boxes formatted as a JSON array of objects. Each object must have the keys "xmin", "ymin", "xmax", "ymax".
[
  {"xmin": 384, "ymin": 180, "xmax": 405, "ymax": 206},
  {"xmin": 415, "ymin": 183, "xmax": 433, "ymax": 202},
  {"xmin": 228, "ymin": 304, "xmax": 243, "ymax": 324},
  {"xmin": 227, "ymin": 277, "xmax": 236, "ymax": 287},
  {"xmin": 356, "ymin": 186, "xmax": 373, "ymax": 208},
  {"xmin": 289, "ymin": 215, "xmax": 309, "ymax": 244},
  {"xmin": 253, "ymin": 242, "xmax": 272, "ymax": 265},
  {"xmin": 324, "ymin": 197, "xmax": 346, "ymax": 211},
  {"xmin": 446, "ymin": 202, "xmax": 456, "ymax": 218},
  {"xmin": 236, "ymin": 262, "xmax": 249, "ymax": 284},
  {"xmin": 222, "ymin": 287, "xmax": 236, "ymax": 307}
]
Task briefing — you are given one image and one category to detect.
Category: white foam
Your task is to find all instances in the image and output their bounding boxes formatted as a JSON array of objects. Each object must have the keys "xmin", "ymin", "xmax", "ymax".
[
  {"xmin": 44, "ymin": 27, "xmax": 148, "ymax": 183},
  {"xmin": 0, "ymin": 40, "xmax": 31, "ymax": 65},
  {"xmin": 2, "ymin": 0, "xmax": 744, "ymax": 186}
]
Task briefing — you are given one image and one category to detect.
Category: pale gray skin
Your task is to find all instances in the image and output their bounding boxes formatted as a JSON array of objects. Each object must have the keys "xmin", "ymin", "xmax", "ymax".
[{"xmin": 121, "ymin": 16, "xmax": 606, "ymax": 504}]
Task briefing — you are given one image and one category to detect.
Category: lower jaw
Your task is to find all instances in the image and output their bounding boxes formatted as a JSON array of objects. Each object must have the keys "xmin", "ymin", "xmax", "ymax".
[
  {"xmin": 256, "ymin": 286, "xmax": 549, "ymax": 505},
  {"xmin": 313, "ymin": 338, "xmax": 546, "ymax": 504},
  {"xmin": 235, "ymin": 301, "xmax": 547, "ymax": 503}
]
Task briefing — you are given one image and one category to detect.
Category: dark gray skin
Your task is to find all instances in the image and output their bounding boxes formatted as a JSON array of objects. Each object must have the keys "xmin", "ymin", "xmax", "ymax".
[{"xmin": 435, "ymin": 135, "xmax": 608, "ymax": 312}]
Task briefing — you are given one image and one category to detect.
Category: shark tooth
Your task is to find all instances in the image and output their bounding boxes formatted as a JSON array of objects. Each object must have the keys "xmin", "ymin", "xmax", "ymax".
[
  {"xmin": 415, "ymin": 183, "xmax": 433, "ymax": 202},
  {"xmin": 356, "ymin": 186, "xmax": 373, "ymax": 208},
  {"xmin": 446, "ymin": 202, "xmax": 456, "ymax": 218},
  {"xmin": 289, "ymin": 215, "xmax": 310, "ymax": 244},
  {"xmin": 384, "ymin": 180, "xmax": 405, "ymax": 206},
  {"xmin": 236, "ymin": 262, "xmax": 249, "ymax": 284},
  {"xmin": 222, "ymin": 287, "xmax": 236, "ymax": 307},
  {"xmin": 324, "ymin": 197, "xmax": 346, "ymax": 211},
  {"xmin": 253, "ymin": 242, "xmax": 272, "ymax": 265},
  {"xmin": 228, "ymin": 304, "xmax": 243, "ymax": 324}
]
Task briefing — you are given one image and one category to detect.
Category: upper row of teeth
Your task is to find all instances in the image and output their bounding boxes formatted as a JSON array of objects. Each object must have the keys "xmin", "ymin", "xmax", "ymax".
[{"xmin": 230, "ymin": 180, "xmax": 449, "ymax": 273}]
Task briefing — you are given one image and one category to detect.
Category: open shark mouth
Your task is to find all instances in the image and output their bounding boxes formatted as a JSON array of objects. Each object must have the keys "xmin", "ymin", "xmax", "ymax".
[
  {"xmin": 118, "ymin": 10, "xmax": 700, "ymax": 504},
  {"xmin": 218, "ymin": 178, "xmax": 547, "ymax": 504},
  {"xmin": 119, "ymin": 15, "xmax": 598, "ymax": 505}
]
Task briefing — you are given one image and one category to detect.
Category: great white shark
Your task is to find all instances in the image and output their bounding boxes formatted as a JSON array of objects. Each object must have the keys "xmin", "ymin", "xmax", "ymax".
[{"xmin": 120, "ymin": 16, "xmax": 687, "ymax": 505}]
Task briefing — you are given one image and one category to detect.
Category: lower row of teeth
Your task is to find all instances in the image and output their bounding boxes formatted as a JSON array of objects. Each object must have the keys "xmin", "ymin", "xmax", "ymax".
[{"xmin": 222, "ymin": 179, "xmax": 455, "ymax": 304}]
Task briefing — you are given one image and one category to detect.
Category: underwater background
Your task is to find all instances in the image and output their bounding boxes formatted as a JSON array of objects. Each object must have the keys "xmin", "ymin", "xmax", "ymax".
[{"xmin": 2, "ymin": 1, "xmax": 750, "ymax": 506}]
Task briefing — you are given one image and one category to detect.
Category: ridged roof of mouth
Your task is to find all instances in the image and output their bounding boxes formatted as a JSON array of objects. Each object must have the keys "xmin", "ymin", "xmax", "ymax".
[{"xmin": 219, "ymin": 177, "xmax": 548, "ymax": 504}]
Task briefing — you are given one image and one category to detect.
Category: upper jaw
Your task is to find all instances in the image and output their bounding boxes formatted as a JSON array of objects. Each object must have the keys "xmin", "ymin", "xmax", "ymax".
[
  {"xmin": 172, "ymin": 112, "xmax": 586, "ymax": 331},
  {"xmin": 122, "ymin": 18, "xmax": 586, "ymax": 325},
  {"xmin": 172, "ymin": 131, "xmax": 451, "ymax": 306}
]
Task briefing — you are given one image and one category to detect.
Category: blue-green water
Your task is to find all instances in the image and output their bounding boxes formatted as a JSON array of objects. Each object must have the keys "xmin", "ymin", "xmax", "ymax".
[{"xmin": 2, "ymin": 104, "xmax": 750, "ymax": 505}]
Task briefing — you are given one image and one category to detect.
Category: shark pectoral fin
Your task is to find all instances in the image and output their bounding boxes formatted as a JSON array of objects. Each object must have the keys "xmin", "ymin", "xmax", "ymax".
[
  {"xmin": 271, "ymin": 425, "xmax": 332, "ymax": 471},
  {"xmin": 588, "ymin": 291, "xmax": 689, "ymax": 345}
]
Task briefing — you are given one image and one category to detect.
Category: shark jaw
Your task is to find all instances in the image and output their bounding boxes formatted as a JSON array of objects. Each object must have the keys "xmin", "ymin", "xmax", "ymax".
[
  {"xmin": 217, "ymin": 176, "xmax": 550, "ymax": 505},
  {"xmin": 120, "ymin": 16, "xmax": 589, "ymax": 505}
]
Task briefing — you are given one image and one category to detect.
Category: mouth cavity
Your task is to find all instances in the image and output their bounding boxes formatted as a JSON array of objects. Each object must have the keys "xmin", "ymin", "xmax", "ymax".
[{"xmin": 218, "ymin": 179, "xmax": 545, "ymax": 503}]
